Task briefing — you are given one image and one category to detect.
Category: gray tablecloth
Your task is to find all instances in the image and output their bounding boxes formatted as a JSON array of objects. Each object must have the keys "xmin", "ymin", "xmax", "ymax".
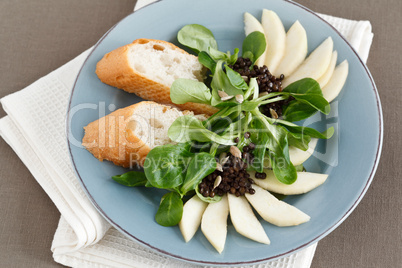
[{"xmin": 0, "ymin": 0, "xmax": 401, "ymax": 267}]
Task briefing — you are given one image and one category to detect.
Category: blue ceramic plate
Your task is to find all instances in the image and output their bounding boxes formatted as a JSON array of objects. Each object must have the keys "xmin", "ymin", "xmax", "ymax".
[{"xmin": 67, "ymin": 0, "xmax": 383, "ymax": 265}]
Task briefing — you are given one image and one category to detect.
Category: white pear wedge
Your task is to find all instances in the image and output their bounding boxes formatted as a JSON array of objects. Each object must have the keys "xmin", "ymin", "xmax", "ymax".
[
  {"xmin": 245, "ymin": 185, "xmax": 310, "ymax": 226},
  {"xmin": 227, "ymin": 194, "xmax": 270, "ymax": 244},
  {"xmin": 322, "ymin": 60, "xmax": 349, "ymax": 103},
  {"xmin": 179, "ymin": 195, "xmax": 208, "ymax": 242},
  {"xmin": 317, "ymin": 50, "xmax": 338, "ymax": 88},
  {"xmin": 275, "ymin": 21, "xmax": 308, "ymax": 77},
  {"xmin": 282, "ymin": 37, "xmax": 334, "ymax": 88},
  {"xmin": 250, "ymin": 170, "xmax": 328, "ymax": 195},
  {"xmin": 201, "ymin": 194, "xmax": 229, "ymax": 254},
  {"xmin": 260, "ymin": 9, "xmax": 286, "ymax": 74},
  {"xmin": 244, "ymin": 12, "xmax": 267, "ymax": 67},
  {"xmin": 289, "ymin": 138, "xmax": 318, "ymax": 166}
]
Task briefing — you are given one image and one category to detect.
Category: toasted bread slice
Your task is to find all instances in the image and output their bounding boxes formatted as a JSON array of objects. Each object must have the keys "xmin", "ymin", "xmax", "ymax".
[
  {"xmin": 82, "ymin": 101, "xmax": 193, "ymax": 168},
  {"xmin": 96, "ymin": 38, "xmax": 218, "ymax": 115}
]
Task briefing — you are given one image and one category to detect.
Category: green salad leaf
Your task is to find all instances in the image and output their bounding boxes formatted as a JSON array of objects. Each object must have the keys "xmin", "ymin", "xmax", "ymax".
[
  {"xmin": 155, "ymin": 192, "xmax": 183, "ymax": 227},
  {"xmin": 286, "ymin": 131, "xmax": 312, "ymax": 151},
  {"xmin": 180, "ymin": 153, "xmax": 217, "ymax": 194},
  {"xmin": 282, "ymin": 101, "xmax": 318, "ymax": 122},
  {"xmin": 211, "ymin": 60, "xmax": 244, "ymax": 97},
  {"xmin": 112, "ymin": 171, "xmax": 147, "ymax": 187},
  {"xmin": 248, "ymin": 117, "xmax": 270, "ymax": 173},
  {"xmin": 170, "ymin": 79, "xmax": 212, "ymax": 105},
  {"xmin": 253, "ymin": 110, "xmax": 297, "ymax": 184},
  {"xmin": 242, "ymin": 31, "xmax": 266, "ymax": 64},
  {"xmin": 177, "ymin": 24, "xmax": 218, "ymax": 54},
  {"xmin": 271, "ymin": 117, "xmax": 334, "ymax": 139},
  {"xmin": 168, "ymin": 115, "xmax": 236, "ymax": 145},
  {"xmin": 282, "ymin": 78, "xmax": 331, "ymax": 121},
  {"xmin": 198, "ymin": 51, "xmax": 216, "ymax": 72},
  {"xmin": 144, "ymin": 143, "xmax": 194, "ymax": 189},
  {"xmin": 225, "ymin": 65, "xmax": 248, "ymax": 91}
]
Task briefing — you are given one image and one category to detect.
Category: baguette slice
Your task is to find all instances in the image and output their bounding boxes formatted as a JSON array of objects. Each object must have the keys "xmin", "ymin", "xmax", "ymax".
[
  {"xmin": 96, "ymin": 38, "xmax": 218, "ymax": 115},
  {"xmin": 82, "ymin": 101, "xmax": 189, "ymax": 168}
]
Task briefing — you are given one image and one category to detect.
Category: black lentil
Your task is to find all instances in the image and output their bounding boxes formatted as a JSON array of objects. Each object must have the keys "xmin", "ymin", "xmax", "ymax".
[
  {"xmin": 198, "ymin": 150, "xmax": 256, "ymax": 198},
  {"xmin": 254, "ymin": 172, "xmax": 267, "ymax": 179},
  {"xmin": 228, "ymin": 57, "xmax": 292, "ymax": 118}
]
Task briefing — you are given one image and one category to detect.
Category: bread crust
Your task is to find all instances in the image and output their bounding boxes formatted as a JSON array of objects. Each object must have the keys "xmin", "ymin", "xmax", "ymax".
[
  {"xmin": 95, "ymin": 38, "xmax": 218, "ymax": 115},
  {"xmin": 82, "ymin": 101, "xmax": 157, "ymax": 168}
]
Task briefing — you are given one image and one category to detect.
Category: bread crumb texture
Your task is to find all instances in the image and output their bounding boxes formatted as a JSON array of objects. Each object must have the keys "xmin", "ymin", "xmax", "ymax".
[
  {"xmin": 128, "ymin": 39, "xmax": 204, "ymax": 87},
  {"xmin": 95, "ymin": 38, "xmax": 218, "ymax": 115},
  {"xmin": 82, "ymin": 101, "xmax": 185, "ymax": 168}
]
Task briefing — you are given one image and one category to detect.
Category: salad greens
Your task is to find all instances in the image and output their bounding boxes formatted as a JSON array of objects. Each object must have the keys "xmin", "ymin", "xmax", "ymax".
[
  {"xmin": 177, "ymin": 24, "xmax": 218, "ymax": 54},
  {"xmin": 168, "ymin": 115, "xmax": 236, "ymax": 145},
  {"xmin": 180, "ymin": 153, "xmax": 217, "ymax": 194},
  {"xmin": 144, "ymin": 143, "xmax": 194, "ymax": 190},
  {"xmin": 112, "ymin": 171, "xmax": 147, "ymax": 187},
  {"xmin": 155, "ymin": 192, "xmax": 183, "ymax": 226},
  {"xmin": 170, "ymin": 79, "xmax": 212, "ymax": 105},
  {"xmin": 242, "ymin": 31, "xmax": 267, "ymax": 64},
  {"xmin": 141, "ymin": 142, "xmax": 217, "ymax": 226},
  {"xmin": 113, "ymin": 23, "xmax": 334, "ymax": 227}
]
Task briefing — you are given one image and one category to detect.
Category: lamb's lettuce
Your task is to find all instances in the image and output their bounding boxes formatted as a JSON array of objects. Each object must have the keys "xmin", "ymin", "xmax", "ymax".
[
  {"xmin": 177, "ymin": 24, "xmax": 218, "ymax": 54},
  {"xmin": 170, "ymin": 79, "xmax": 212, "ymax": 105},
  {"xmin": 242, "ymin": 31, "xmax": 266, "ymax": 64}
]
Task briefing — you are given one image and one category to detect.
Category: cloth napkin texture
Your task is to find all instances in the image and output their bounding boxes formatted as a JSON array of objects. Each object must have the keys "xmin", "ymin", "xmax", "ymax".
[{"xmin": 0, "ymin": 0, "xmax": 373, "ymax": 267}]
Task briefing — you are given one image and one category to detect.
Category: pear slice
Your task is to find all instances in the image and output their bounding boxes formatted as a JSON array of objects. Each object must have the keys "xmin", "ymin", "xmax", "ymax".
[
  {"xmin": 282, "ymin": 37, "xmax": 333, "ymax": 88},
  {"xmin": 201, "ymin": 194, "xmax": 229, "ymax": 254},
  {"xmin": 322, "ymin": 60, "xmax": 349, "ymax": 102},
  {"xmin": 317, "ymin": 50, "xmax": 338, "ymax": 88},
  {"xmin": 250, "ymin": 170, "xmax": 328, "ymax": 195},
  {"xmin": 244, "ymin": 12, "xmax": 267, "ymax": 67},
  {"xmin": 245, "ymin": 185, "xmax": 310, "ymax": 226},
  {"xmin": 227, "ymin": 194, "xmax": 270, "ymax": 244},
  {"xmin": 260, "ymin": 9, "xmax": 286, "ymax": 74},
  {"xmin": 275, "ymin": 21, "xmax": 308, "ymax": 77},
  {"xmin": 289, "ymin": 138, "xmax": 318, "ymax": 166},
  {"xmin": 179, "ymin": 195, "xmax": 208, "ymax": 242}
]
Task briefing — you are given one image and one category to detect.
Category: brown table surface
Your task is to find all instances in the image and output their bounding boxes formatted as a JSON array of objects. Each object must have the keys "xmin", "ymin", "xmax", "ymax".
[{"xmin": 1, "ymin": 0, "xmax": 401, "ymax": 267}]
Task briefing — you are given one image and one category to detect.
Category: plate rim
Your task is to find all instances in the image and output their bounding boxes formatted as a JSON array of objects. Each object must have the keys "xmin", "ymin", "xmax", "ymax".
[{"xmin": 66, "ymin": 0, "xmax": 384, "ymax": 265}]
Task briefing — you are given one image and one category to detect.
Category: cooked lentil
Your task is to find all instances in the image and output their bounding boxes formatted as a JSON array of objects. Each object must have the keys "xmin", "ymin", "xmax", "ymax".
[
  {"xmin": 198, "ymin": 153, "xmax": 255, "ymax": 197},
  {"xmin": 228, "ymin": 57, "xmax": 291, "ymax": 118},
  {"xmin": 198, "ymin": 142, "xmax": 266, "ymax": 197},
  {"xmin": 244, "ymin": 131, "xmax": 251, "ymax": 139}
]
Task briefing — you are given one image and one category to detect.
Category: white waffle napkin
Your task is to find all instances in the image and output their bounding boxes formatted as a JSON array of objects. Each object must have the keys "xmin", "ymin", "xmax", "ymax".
[{"xmin": 0, "ymin": 0, "xmax": 373, "ymax": 267}]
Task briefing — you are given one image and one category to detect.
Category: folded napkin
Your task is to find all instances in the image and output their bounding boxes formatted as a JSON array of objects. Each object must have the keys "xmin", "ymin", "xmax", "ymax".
[{"xmin": 0, "ymin": 0, "xmax": 373, "ymax": 267}]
